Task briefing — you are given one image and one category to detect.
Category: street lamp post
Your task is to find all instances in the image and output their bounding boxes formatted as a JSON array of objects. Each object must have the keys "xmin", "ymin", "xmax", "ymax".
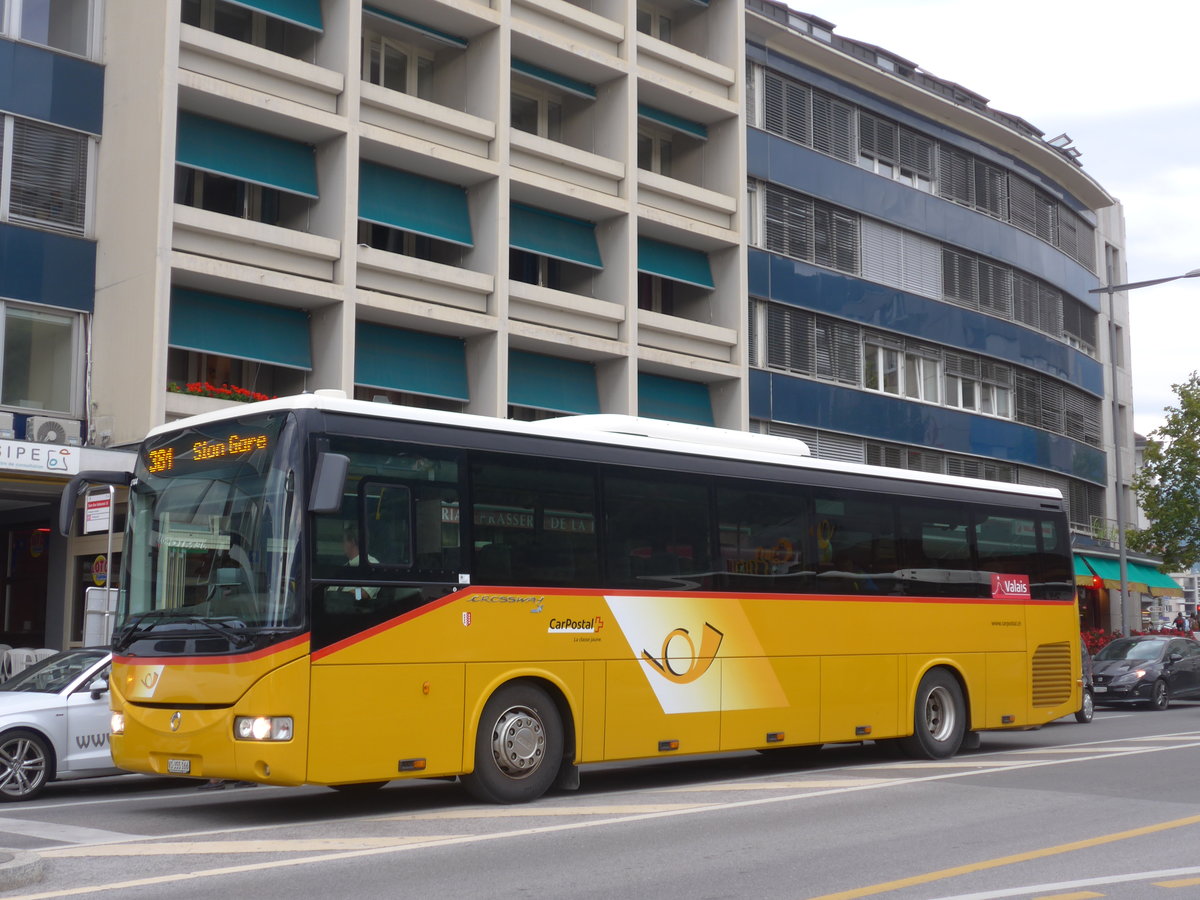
[{"xmin": 1089, "ymin": 268, "xmax": 1200, "ymax": 634}]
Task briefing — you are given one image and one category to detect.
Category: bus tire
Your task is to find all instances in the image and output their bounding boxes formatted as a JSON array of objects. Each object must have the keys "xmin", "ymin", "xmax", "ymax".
[
  {"xmin": 901, "ymin": 669, "xmax": 965, "ymax": 760},
  {"xmin": 461, "ymin": 683, "xmax": 563, "ymax": 804}
]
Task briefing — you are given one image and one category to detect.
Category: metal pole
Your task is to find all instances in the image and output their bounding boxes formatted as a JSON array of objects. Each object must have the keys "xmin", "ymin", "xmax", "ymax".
[{"xmin": 1108, "ymin": 298, "xmax": 1131, "ymax": 634}]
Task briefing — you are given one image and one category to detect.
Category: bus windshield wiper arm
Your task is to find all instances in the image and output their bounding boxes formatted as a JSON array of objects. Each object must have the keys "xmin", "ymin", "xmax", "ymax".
[{"xmin": 112, "ymin": 610, "xmax": 251, "ymax": 652}]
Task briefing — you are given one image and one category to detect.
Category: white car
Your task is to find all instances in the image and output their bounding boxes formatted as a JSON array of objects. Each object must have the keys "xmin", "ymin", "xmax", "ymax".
[{"xmin": 0, "ymin": 649, "xmax": 119, "ymax": 801}]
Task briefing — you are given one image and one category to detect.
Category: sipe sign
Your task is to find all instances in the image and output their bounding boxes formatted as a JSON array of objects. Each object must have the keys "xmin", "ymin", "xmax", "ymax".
[{"xmin": 991, "ymin": 573, "xmax": 1031, "ymax": 600}]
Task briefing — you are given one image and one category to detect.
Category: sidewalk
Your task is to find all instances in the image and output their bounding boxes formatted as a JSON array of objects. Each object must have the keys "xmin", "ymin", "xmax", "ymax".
[{"xmin": 0, "ymin": 851, "xmax": 44, "ymax": 890}]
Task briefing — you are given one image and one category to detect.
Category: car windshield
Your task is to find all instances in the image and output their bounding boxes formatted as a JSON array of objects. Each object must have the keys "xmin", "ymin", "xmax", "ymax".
[
  {"xmin": 1094, "ymin": 639, "xmax": 1165, "ymax": 662},
  {"xmin": 0, "ymin": 651, "xmax": 107, "ymax": 693}
]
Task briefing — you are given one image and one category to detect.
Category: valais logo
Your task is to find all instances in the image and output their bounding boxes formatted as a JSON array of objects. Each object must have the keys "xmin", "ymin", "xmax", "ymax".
[{"xmin": 991, "ymin": 573, "xmax": 1030, "ymax": 600}]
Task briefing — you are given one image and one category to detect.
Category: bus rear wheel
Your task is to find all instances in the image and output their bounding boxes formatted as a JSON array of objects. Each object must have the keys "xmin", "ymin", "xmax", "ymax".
[
  {"xmin": 461, "ymin": 683, "xmax": 563, "ymax": 804},
  {"xmin": 902, "ymin": 669, "xmax": 965, "ymax": 760}
]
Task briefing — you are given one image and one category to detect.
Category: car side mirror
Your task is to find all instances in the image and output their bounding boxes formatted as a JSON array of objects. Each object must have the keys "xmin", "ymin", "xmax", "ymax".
[
  {"xmin": 1169, "ymin": 652, "xmax": 1184, "ymax": 663},
  {"xmin": 89, "ymin": 679, "xmax": 109, "ymax": 700}
]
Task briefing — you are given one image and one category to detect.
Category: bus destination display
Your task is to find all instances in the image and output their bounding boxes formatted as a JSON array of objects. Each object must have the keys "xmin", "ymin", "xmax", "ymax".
[{"xmin": 146, "ymin": 432, "xmax": 271, "ymax": 475}]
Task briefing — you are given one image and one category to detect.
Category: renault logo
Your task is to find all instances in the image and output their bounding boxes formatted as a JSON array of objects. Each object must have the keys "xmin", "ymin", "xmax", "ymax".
[{"xmin": 170, "ymin": 711, "xmax": 181, "ymax": 732}]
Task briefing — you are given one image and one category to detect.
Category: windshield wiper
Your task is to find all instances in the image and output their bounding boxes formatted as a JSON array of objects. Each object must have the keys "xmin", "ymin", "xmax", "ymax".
[{"xmin": 112, "ymin": 610, "xmax": 251, "ymax": 653}]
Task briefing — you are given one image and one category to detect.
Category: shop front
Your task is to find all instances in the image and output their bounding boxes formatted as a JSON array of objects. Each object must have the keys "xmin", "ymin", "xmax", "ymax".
[
  {"xmin": 0, "ymin": 438, "xmax": 133, "ymax": 651},
  {"xmin": 1075, "ymin": 552, "xmax": 1184, "ymax": 634}
]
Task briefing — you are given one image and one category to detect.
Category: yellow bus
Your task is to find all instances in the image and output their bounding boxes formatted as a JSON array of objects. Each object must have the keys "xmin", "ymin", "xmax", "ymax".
[{"xmin": 61, "ymin": 391, "xmax": 1080, "ymax": 803}]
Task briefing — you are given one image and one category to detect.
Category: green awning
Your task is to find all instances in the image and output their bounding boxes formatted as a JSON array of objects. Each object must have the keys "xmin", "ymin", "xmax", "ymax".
[
  {"xmin": 510, "ymin": 204, "xmax": 602, "ymax": 269},
  {"xmin": 359, "ymin": 162, "xmax": 473, "ymax": 247},
  {"xmin": 637, "ymin": 104, "xmax": 708, "ymax": 140},
  {"xmin": 1127, "ymin": 561, "xmax": 1183, "ymax": 597},
  {"xmin": 1077, "ymin": 555, "xmax": 1183, "ymax": 596},
  {"xmin": 638, "ymin": 236, "xmax": 714, "ymax": 289},
  {"xmin": 355, "ymin": 323, "xmax": 468, "ymax": 400},
  {"xmin": 509, "ymin": 351, "xmax": 599, "ymax": 414},
  {"xmin": 169, "ymin": 288, "xmax": 312, "ymax": 370},
  {"xmin": 638, "ymin": 373, "xmax": 713, "ymax": 425},
  {"xmin": 362, "ymin": 5, "xmax": 468, "ymax": 46},
  {"xmin": 226, "ymin": 0, "xmax": 323, "ymax": 31},
  {"xmin": 1072, "ymin": 555, "xmax": 1094, "ymax": 586},
  {"xmin": 176, "ymin": 113, "xmax": 318, "ymax": 199},
  {"xmin": 512, "ymin": 59, "xmax": 596, "ymax": 99}
]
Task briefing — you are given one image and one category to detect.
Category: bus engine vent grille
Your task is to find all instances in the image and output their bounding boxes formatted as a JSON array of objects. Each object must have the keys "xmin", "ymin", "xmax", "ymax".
[{"xmin": 1031, "ymin": 641, "xmax": 1072, "ymax": 707}]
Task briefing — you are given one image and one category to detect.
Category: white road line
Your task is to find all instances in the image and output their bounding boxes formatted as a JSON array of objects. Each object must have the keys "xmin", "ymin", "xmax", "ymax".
[
  {"xmin": 927, "ymin": 864, "xmax": 1200, "ymax": 899},
  {"xmin": 0, "ymin": 819, "xmax": 146, "ymax": 844},
  {"xmin": 40, "ymin": 837, "xmax": 450, "ymax": 858}
]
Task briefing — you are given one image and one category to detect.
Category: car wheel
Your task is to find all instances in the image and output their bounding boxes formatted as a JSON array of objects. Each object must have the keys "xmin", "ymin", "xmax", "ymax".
[
  {"xmin": 0, "ymin": 729, "xmax": 51, "ymax": 802},
  {"xmin": 1148, "ymin": 679, "xmax": 1170, "ymax": 711},
  {"xmin": 901, "ymin": 668, "xmax": 966, "ymax": 760},
  {"xmin": 1074, "ymin": 688, "xmax": 1095, "ymax": 723},
  {"xmin": 461, "ymin": 683, "xmax": 563, "ymax": 804}
]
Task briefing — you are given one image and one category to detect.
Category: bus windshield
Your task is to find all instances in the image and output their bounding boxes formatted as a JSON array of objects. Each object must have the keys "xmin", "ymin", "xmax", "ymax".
[{"xmin": 118, "ymin": 411, "xmax": 303, "ymax": 647}]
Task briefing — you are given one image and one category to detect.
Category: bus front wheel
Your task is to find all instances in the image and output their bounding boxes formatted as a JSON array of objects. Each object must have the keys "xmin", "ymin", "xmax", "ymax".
[
  {"xmin": 902, "ymin": 669, "xmax": 965, "ymax": 760},
  {"xmin": 461, "ymin": 683, "xmax": 564, "ymax": 804}
]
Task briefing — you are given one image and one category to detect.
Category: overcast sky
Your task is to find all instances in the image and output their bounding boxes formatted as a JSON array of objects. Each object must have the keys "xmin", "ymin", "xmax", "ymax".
[{"xmin": 784, "ymin": 0, "xmax": 1200, "ymax": 437}]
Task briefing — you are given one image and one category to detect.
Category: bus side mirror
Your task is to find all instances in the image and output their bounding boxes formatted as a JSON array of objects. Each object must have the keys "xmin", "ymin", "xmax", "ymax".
[{"xmin": 309, "ymin": 453, "xmax": 350, "ymax": 513}]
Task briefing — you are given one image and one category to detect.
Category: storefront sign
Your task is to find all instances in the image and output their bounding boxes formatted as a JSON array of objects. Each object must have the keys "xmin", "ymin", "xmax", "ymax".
[
  {"xmin": 84, "ymin": 492, "xmax": 113, "ymax": 534},
  {"xmin": 0, "ymin": 439, "xmax": 80, "ymax": 475},
  {"xmin": 92, "ymin": 554, "xmax": 108, "ymax": 587}
]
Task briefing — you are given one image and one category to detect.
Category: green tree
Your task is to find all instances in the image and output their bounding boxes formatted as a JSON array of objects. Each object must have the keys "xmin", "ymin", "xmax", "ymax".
[{"xmin": 1128, "ymin": 372, "xmax": 1200, "ymax": 570}]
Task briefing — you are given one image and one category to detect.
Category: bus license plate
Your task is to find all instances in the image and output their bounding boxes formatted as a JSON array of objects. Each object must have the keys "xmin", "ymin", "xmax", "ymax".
[{"xmin": 167, "ymin": 759, "xmax": 191, "ymax": 774}]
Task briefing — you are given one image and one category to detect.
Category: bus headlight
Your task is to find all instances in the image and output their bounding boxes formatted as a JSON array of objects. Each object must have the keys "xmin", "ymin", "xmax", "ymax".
[
  {"xmin": 111, "ymin": 713, "xmax": 124, "ymax": 735},
  {"xmin": 234, "ymin": 716, "xmax": 293, "ymax": 742}
]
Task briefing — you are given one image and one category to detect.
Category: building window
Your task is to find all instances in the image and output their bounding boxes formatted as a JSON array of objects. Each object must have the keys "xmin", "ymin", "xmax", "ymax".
[
  {"xmin": 0, "ymin": 115, "xmax": 92, "ymax": 236},
  {"xmin": 636, "ymin": 4, "xmax": 672, "ymax": 41},
  {"xmin": 510, "ymin": 249, "xmax": 563, "ymax": 290},
  {"xmin": 174, "ymin": 166, "xmax": 311, "ymax": 229},
  {"xmin": 357, "ymin": 221, "xmax": 464, "ymax": 267},
  {"xmin": 362, "ymin": 31, "xmax": 434, "ymax": 100},
  {"xmin": 511, "ymin": 87, "xmax": 562, "ymax": 141},
  {"xmin": 166, "ymin": 348, "xmax": 306, "ymax": 403},
  {"xmin": 758, "ymin": 182, "xmax": 859, "ymax": 275},
  {"xmin": 637, "ymin": 129, "xmax": 673, "ymax": 177},
  {"xmin": 4, "ymin": 0, "xmax": 96, "ymax": 57},
  {"xmin": 863, "ymin": 340, "xmax": 940, "ymax": 403},
  {"xmin": 181, "ymin": 0, "xmax": 317, "ymax": 60},
  {"xmin": 0, "ymin": 303, "xmax": 81, "ymax": 415},
  {"xmin": 857, "ymin": 111, "xmax": 933, "ymax": 192},
  {"xmin": 637, "ymin": 273, "xmax": 676, "ymax": 316}
]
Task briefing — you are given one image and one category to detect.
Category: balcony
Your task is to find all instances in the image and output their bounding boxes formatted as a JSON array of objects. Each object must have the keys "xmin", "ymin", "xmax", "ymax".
[
  {"xmin": 638, "ymin": 170, "xmax": 736, "ymax": 232},
  {"xmin": 508, "ymin": 280, "xmax": 625, "ymax": 340},
  {"xmin": 637, "ymin": 309, "xmax": 737, "ymax": 364},
  {"xmin": 179, "ymin": 24, "xmax": 344, "ymax": 114},
  {"xmin": 512, "ymin": 0, "xmax": 624, "ymax": 60},
  {"xmin": 360, "ymin": 83, "xmax": 495, "ymax": 160},
  {"xmin": 509, "ymin": 130, "xmax": 625, "ymax": 198},
  {"xmin": 172, "ymin": 205, "xmax": 341, "ymax": 281},
  {"xmin": 356, "ymin": 246, "xmax": 494, "ymax": 315}
]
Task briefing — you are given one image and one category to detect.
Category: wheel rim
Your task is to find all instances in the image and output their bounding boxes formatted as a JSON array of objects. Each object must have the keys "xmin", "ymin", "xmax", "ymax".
[
  {"xmin": 0, "ymin": 737, "xmax": 47, "ymax": 798},
  {"xmin": 1082, "ymin": 691, "xmax": 1094, "ymax": 717},
  {"xmin": 488, "ymin": 705, "xmax": 546, "ymax": 779},
  {"xmin": 922, "ymin": 685, "xmax": 957, "ymax": 743},
  {"xmin": 1155, "ymin": 682, "xmax": 1168, "ymax": 707}
]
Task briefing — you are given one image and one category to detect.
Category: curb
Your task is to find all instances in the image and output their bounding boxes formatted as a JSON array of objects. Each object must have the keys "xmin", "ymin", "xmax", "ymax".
[{"xmin": 0, "ymin": 851, "xmax": 45, "ymax": 890}]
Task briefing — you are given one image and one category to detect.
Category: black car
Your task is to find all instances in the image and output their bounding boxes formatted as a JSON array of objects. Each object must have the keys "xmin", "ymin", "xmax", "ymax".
[{"xmin": 1091, "ymin": 635, "xmax": 1200, "ymax": 710}]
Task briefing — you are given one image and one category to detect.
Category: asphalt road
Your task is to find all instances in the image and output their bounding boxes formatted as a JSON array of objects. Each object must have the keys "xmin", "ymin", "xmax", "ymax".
[{"xmin": 6, "ymin": 702, "xmax": 1200, "ymax": 899}]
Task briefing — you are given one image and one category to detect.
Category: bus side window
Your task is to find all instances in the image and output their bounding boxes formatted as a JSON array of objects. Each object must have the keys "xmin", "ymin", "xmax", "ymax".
[
  {"xmin": 603, "ymin": 473, "xmax": 711, "ymax": 590},
  {"xmin": 714, "ymin": 484, "xmax": 812, "ymax": 593}
]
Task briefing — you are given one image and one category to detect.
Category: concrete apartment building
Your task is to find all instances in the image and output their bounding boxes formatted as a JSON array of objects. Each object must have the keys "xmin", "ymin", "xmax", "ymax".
[{"xmin": 0, "ymin": 0, "xmax": 1169, "ymax": 647}]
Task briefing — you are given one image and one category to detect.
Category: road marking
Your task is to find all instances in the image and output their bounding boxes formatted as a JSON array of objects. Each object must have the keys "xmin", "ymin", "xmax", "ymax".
[
  {"xmin": 40, "ymin": 837, "xmax": 450, "ymax": 858},
  {"xmin": 1154, "ymin": 876, "xmax": 1200, "ymax": 887},
  {"xmin": 806, "ymin": 814, "xmax": 1200, "ymax": 899},
  {"xmin": 661, "ymin": 778, "xmax": 897, "ymax": 791},
  {"xmin": 383, "ymin": 803, "xmax": 704, "ymax": 820},
  {"xmin": 0, "ymin": 819, "xmax": 146, "ymax": 844},
  {"xmin": 1032, "ymin": 893, "xmax": 1104, "ymax": 899},
  {"xmin": 1022, "ymin": 745, "xmax": 1162, "ymax": 753},
  {"xmin": 859, "ymin": 759, "xmax": 1035, "ymax": 768},
  {"xmin": 15, "ymin": 733, "xmax": 1200, "ymax": 898}
]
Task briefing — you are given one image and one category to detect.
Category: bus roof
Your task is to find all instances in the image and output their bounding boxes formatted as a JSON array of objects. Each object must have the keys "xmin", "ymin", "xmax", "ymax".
[{"xmin": 148, "ymin": 391, "xmax": 1063, "ymax": 502}]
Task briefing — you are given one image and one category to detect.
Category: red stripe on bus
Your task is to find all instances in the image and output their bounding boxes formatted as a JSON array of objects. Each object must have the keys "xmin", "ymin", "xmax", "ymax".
[{"xmin": 113, "ymin": 632, "xmax": 311, "ymax": 666}]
